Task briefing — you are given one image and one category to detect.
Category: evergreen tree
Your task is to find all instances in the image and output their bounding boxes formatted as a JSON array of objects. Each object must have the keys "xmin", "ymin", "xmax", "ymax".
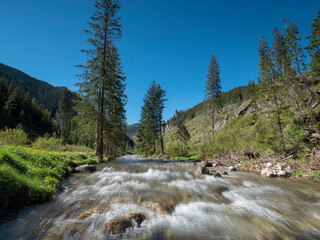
[
  {"xmin": 205, "ymin": 54, "xmax": 221, "ymax": 141},
  {"xmin": 137, "ymin": 81, "xmax": 166, "ymax": 155},
  {"xmin": 174, "ymin": 122, "xmax": 190, "ymax": 155},
  {"xmin": 78, "ymin": 0, "xmax": 122, "ymax": 160},
  {"xmin": 258, "ymin": 36, "xmax": 285, "ymax": 150},
  {"xmin": 284, "ymin": 19, "xmax": 305, "ymax": 75},
  {"xmin": 272, "ymin": 27, "xmax": 291, "ymax": 77},
  {"xmin": 104, "ymin": 45, "xmax": 127, "ymax": 157},
  {"xmin": 306, "ymin": 9, "xmax": 320, "ymax": 73},
  {"xmin": 57, "ymin": 88, "xmax": 71, "ymax": 139}
]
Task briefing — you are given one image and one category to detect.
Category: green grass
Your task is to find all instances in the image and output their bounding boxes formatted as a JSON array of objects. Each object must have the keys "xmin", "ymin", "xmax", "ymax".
[{"xmin": 0, "ymin": 146, "xmax": 98, "ymax": 210}]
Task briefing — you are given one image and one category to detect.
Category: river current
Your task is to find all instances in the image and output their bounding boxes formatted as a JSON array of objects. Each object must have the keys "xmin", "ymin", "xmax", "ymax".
[{"xmin": 0, "ymin": 155, "xmax": 320, "ymax": 239}]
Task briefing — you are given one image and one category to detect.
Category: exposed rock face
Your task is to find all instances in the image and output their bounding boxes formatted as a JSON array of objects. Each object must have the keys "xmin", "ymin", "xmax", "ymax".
[
  {"xmin": 74, "ymin": 164, "xmax": 96, "ymax": 173},
  {"xmin": 106, "ymin": 212, "xmax": 146, "ymax": 234},
  {"xmin": 261, "ymin": 168, "xmax": 277, "ymax": 178},
  {"xmin": 77, "ymin": 207, "xmax": 99, "ymax": 220},
  {"xmin": 142, "ymin": 201, "xmax": 175, "ymax": 216},
  {"xmin": 228, "ymin": 166, "xmax": 237, "ymax": 171}
]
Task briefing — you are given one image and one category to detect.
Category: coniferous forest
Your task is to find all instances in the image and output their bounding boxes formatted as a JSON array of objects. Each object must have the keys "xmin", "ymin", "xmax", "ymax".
[{"xmin": 0, "ymin": 1, "xmax": 320, "ymax": 239}]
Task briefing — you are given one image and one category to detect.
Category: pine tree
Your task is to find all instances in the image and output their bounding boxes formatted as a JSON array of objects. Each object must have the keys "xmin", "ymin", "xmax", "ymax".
[
  {"xmin": 272, "ymin": 27, "xmax": 291, "ymax": 78},
  {"xmin": 77, "ymin": 0, "xmax": 121, "ymax": 160},
  {"xmin": 258, "ymin": 36, "xmax": 285, "ymax": 150},
  {"xmin": 284, "ymin": 19, "xmax": 305, "ymax": 75},
  {"xmin": 306, "ymin": 9, "xmax": 320, "ymax": 73},
  {"xmin": 174, "ymin": 122, "xmax": 190, "ymax": 155},
  {"xmin": 137, "ymin": 81, "xmax": 166, "ymax": 155},
  {"xmin": 205, "ymin": 54, "xmax": 221, "ymax": 141},
  {"xmin": 57, "ymin": 88, "xmax": 71, "ymax": 139}
]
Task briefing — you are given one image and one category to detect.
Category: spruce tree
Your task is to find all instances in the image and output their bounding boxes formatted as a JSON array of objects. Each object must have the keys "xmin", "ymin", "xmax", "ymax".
[
  {"xmin": 272, "ymin": 27, "xmax": 291, "ymax": 78},
  {"xmin": 174, "ymin": 122, "xmax": 190, "ymax": 155},
  {"xmin": 306, "ymin": 9, "xmax": 320, "ymax": 73},
  {"xmin": 205, "ymin": 54, "xmax": 221, "ymax": 141},
  {"xmin": 284, "ymin": 20, "xmax": 305, "ymax": 75},
  {"xmin": 258, "ymin": 36, "xmax": 285, "ymax": 150},
  {"xmin": 137, "ymin": 81, "xmax": 166, "ymax": 155},
  {"xmin": 77, "ymin": 0, "xmax": 121, "ymax": 160}
]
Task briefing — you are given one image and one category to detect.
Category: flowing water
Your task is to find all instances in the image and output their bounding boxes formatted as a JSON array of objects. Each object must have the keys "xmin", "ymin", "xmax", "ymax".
[{"xmin": 1, "ymin": 155, "xmax": 320, "ymax": 240}]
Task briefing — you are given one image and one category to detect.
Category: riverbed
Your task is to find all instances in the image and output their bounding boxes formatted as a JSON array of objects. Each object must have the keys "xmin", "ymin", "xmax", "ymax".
[{"xmin": 0, "ymin": 155, "xmax": 320, "ymax": 239}]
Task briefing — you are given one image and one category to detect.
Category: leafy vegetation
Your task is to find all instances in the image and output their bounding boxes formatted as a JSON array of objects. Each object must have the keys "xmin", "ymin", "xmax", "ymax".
[{"xmin": 0, "ymin": 146, "xmax": 97, "ymax": 211}]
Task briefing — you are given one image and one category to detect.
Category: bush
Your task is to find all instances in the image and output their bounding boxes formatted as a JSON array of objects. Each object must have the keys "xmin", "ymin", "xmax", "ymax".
[
  {"xmin": 32, "ymin": 136, "xmax": 63, "ymax": 151},
  {"xmin": 0, "ymin": 128, "xmax": 29, "ymax": 146}
]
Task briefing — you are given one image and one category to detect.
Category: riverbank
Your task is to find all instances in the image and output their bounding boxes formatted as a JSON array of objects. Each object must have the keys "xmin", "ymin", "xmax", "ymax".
[
  {"xmin": 151, "ymin": 152, "xmax": 320, "ymax": 182},
  {"xmin": 0, "ymin": 146, "xmax": 99, "ymax": 220}
]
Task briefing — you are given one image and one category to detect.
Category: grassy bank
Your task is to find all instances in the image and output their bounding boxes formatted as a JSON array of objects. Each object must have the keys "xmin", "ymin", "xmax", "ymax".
[{"xmin": 0, "ymin": 146, "xmax": 98, "ymax": 214}]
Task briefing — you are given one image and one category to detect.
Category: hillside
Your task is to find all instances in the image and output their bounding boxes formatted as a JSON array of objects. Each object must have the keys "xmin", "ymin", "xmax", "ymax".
[
  {"xmin": 0, "ymin": 63, "xmax": 78, "ymax": 117},
  {"xmin": 164, "ymin": 75, "xmax": 320, "ymax": 161}
]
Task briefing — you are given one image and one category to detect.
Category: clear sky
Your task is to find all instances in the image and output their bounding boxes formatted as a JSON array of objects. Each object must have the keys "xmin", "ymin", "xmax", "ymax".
[{"xmin": 0, "ymin": 0, "xmax": 319, "ymax": 124}]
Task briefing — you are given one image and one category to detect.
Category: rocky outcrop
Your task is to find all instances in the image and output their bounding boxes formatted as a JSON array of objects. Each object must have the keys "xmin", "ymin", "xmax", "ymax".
[
  {"xmin": 74, "ymin": 164, "xmax": 96, "ymax": 173},
  {"xmin": 106, "ymin": 212, "xmax": 146, "ymax": 234}
]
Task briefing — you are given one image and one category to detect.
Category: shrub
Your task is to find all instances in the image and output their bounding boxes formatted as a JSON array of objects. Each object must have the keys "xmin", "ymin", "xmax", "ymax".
[
  {"xmin": 0, "ymin": 128, "xmax": 29, "ymax": 146},
  {"xmin": 32, "ymin": 136, "xmax": 63, "ymax": 151}
]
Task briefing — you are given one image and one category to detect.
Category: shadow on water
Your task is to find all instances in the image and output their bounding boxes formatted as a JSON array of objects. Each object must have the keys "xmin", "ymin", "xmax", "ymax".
[{"xmin": 0, "ymin": 155, "xmax": 320, "ymax": 240}]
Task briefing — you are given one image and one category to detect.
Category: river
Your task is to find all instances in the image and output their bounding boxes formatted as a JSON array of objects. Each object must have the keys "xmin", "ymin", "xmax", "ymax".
[{"xmin": 0, "ymin": 155, "xmax": 320, "ymax": 239}]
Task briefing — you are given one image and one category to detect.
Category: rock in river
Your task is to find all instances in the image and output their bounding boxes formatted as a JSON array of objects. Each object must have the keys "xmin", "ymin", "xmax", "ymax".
[
  {"xmin": 74, "ymin": 164, "xmax": 96, "ymax": 173},
  {"xmin": 106, "ymin": 212, "xmax": 146, "ymax": 234},
  {"xmin": 228, "ymin": 166, "xmax": 237, "ymax": 171},
  {"xmin": 142, "ymin": 201, "xmax": 175, "ymax": 216}
]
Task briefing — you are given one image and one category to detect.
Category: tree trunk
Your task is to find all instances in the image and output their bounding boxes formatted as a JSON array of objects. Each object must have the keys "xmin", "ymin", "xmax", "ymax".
[
  {"xmin": 271, "ymin": 71, "xmax": 285, "ymax": 150},
  {"xmin": 211, "ymin": 95, "xmax": 214, "ymax": 141},
  {"xmin": 160, "ymin": 122, "xmax": 164, "ymax": 155}
]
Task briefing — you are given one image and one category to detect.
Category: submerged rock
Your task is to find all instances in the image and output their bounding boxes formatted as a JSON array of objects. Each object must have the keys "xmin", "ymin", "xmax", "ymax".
[
  {"xmin": 222, "ymin": 171, "xmax": 229, "ymax": 175},
  {"xmin": 142, "ymin": 201, "xmax": 175, "ymax": 216},
  {"xmin": 77, "ymin": 207, "xmax": 99, "ymax": 220},
  {"xmin": 106, "ymin": 212, "xmax": 146, "ymax": 234},
  {"xmin": 74, "ymin": 164, "xmax": 96, "ymax": 173}
]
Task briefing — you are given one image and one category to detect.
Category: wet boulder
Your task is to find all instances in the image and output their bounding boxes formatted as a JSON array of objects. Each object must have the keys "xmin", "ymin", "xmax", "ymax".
[
  {"xmin": 228, "ymin": 166, "xmax": 237, "ymax": 171},
  {"xmin": 195, "ymin": 166, "xmax": 212, "ymax": 176},
  {"xmin": 77, "ymin": 207, "xmax": 99, "ymax": 220},
  {"xmin": 106, "ymin": 212, "xmax": 146, "ymax": 234},
  {"xmin": 142, "ymin": 201, "xmax": 175, "ymax": 216},
  {"xmin": 201, "ymin": 161, "xmax": 213, "ymax": 167},
  {"xmin": 222, "ymin": 171, "xmax": 229, "ymax": 175},
  {"xmin": 74, "ymin": 164, "xmax": 96, "ymax": 173},
  {"xmin": 213, "ymin": 172, "xmax": 222, "ymax": 178}
]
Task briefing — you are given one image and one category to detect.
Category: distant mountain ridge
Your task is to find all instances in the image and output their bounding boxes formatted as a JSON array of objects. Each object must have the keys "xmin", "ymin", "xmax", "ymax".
[{"xmin": 0, "ymin": 63, "xmax": 78, "ymax": 117}]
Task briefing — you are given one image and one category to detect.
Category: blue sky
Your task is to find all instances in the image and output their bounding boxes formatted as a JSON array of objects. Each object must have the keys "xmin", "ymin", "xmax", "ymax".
[{"xmin": 0, "ymin": 0, "xmax": 319, "ymax": 124}]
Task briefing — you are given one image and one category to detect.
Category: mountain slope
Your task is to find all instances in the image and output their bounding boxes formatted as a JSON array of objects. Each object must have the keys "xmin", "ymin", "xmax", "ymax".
[{"xmin": 0, "ymin": 63, "xmax": 78, "ymax": 117}]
